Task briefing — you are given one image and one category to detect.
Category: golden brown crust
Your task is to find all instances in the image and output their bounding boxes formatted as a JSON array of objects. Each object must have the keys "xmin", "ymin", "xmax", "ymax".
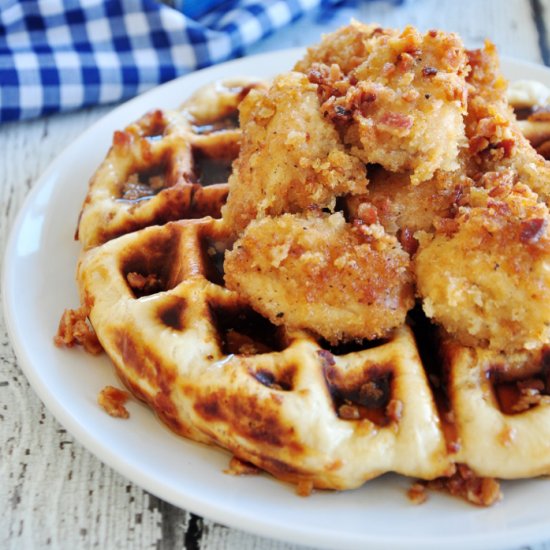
[
  {"xmin": 297, "ymin": 23, "xmax": 469, "ymax": 184},
  {"xmin": 466, "ymin": 42, "xmax": 550, "ymax": 204},
  {"xmin": 345, "ymin": 161, "xmax": 473, "ymax": 237},
  {"xmin": 415, "ymin": 180, "xmax": 550, "ymax": 352},
  {"xmin": 221, "ymin": 72, "xmax": 368, "ymax": 235},
  {"xmin": 224, "ymin": 212, "xmax": 414, "ymax": 343}
]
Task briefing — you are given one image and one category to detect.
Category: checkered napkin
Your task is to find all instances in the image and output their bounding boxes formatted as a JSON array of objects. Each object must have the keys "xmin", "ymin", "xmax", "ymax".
[{"xmin": 0, "ymin": 0, "xmax": 396, "ymax": 123}]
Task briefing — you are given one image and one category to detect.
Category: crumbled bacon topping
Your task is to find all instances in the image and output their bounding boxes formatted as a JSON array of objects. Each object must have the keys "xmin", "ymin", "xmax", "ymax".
[
  {"xmin": 512, "ymin": 378, "xmax": 550, "ymax": 412},
  {"xmin": 338, "ymin": 403, "xmax": 361, "ymax": 420},
  {"xmin": 296, "ymin": 479, "xmax": 314, "ymax": 497},
  {"xmin": 397, "ymin": 227, "xmax": 419, "ymax": 255},
  {"xmin": 98, "ymin": 386, "xmax": 131, "ymax": 419},
  {"xmin": 407, "ymin": 482, "xmax": 428, "ymax": 504},
  {"xmin": 54, "ymin": 307, "xmax": 103, "ymax": 355},
  {"xmin": 423, "ymin": 464, "xmax": 502, "ymax": 506},
  {"xmin": 379, "ymin": 112, "xmax": 413, "ymax": 130},
  {"xmin": 126, "ymin": 271, "xmax": 162, "ymax": 294},
  {"xmin": 224, "ymin": 456, "xmax": 261, "ymax": 476}
]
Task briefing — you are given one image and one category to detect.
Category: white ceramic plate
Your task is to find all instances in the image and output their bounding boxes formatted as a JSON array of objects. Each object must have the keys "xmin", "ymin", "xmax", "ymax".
[{"xmin": 4, "ymin": 49, "xmax": 550, "ymax": 550}]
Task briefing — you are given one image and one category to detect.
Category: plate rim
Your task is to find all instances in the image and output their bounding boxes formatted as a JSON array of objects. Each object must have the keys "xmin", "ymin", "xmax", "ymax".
[{"xmin": 4, "ymin": 48, "xmax": 550, "ymax": 550}]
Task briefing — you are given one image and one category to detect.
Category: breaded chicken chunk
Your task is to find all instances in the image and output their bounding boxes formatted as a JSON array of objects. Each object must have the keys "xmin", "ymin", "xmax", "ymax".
[
  {"xmin": 224, "ymin": 212, "xmax": 414, "ymax": 344},
  {"xmin": 296, "ymin": 22, "xmax": 469, "ymax": 184},
  {"xmin": 221, "ymin": 72, "xmax": 368, "ymax": 235},
  {"xmin": 345, "ymin": 160, "xmax": 474, "ymax": 247},
  {"xmin": 414, "ymin": 177, "xmax": 550, "ymax": 352},
  {"xmin": 466, "ymin": 41, "xmax": 550, "ymax": 204}
]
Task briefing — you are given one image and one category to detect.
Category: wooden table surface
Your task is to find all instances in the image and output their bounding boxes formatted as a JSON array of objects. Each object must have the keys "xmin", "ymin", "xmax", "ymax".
[{"xmin": 2, "ymin": 0, "xmax": 550, "ymax": 548}]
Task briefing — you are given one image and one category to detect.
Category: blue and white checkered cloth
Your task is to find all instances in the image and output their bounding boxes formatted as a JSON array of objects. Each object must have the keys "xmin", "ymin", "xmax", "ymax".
[{"xmin": 0, "ymin": 0, "xmax": 398, "ymax": 123}]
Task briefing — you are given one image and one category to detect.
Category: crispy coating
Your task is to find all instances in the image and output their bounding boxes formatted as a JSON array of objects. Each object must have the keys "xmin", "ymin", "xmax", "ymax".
[
  {"xmin": 415, "ymin": 178, "xmax": 550, "ymax": 352},
  {"xmin": 295, "ymin": 21, "xmax": 388, "ymax": 75},
  {"xmin": 224, "ymin": 212, "xmax": 414, "ymax": 344},
  {"xmin": 345, "ymin": 161, "xmax": 473, "ymax": 239},
  {"xmin": 296, "ymin": 22, "xmax": 469, "ymax": 184},
  {"xmin": 221, "ymin": 72, "xmax": 368, "ymax": 235},
  {"xmin": 466, "ymin": 41, "xmax": 550, "ymax": 203}
]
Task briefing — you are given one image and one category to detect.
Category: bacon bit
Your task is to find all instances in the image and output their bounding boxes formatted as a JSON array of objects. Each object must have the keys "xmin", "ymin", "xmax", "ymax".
[
  {"xmin": 360, "ymin": 380, "xmax": 385, "ymax": 404},
  {"xmin": 469, "ymin": 135, "xmax": 490, "ymax": 154},
  {"xmin": 397, "ymin": 227, "xmax": 419, "ymax": 255},
  {"xmin": 387, "ymin": 399, "xmax": 403, "ymax": 423},
  {"xmin": 476, "ymin": 117, "xmax": 498, "ymax": 138},
  {"xmin": 126, "ymin": 271, "xmax": 162, "ymax": 293},
  {"xmin": 307, "ymin": 66, "xmax": 326, "ymax": 86},
  {"xmin": 488, "ymin": 183, "xmax": 512, "ymax": 199},
  {"xmin": 519, "ymin": 218, "xmax": 546, "ymax": 244},
  {"xmin": 428, "ymin": 29, "xmax": 438, "ymax": 38},
  {"xmin": 54, "ymin": 307, "xmax": 103, "ymax": 355},
  {"xmin": 224, "ymin": 456, "xmax": 261, "ymax": 476},
  {"xmin": 98, "ymin": 386, "xmax": 131, "ymax": 419},
  {"xmin": 407, "ymin": 482, "xmax": 428, "ymax": 505},
  {"xmin": 296, "ymin": 480, "xmax": 314, "ymax": 497},
  {"xmin": 379, "ymin": 112, "xmax": 413, "ymax": 130},
  {"xmin": 338, "ymin": 403, "xmax": 361, "ymax": 420},
  {"xmin": 434, "ymin": 217, "xmax": 460, "ymax": 237},
  {"xmin": 396, "ymin": 52, "xmax": 415, "ymax": 71},
  {"xmin": 487, "ymin": 199, "xmax": 511, "ymax": 217},
  {"xmin": 361, "ymin": 90, "xmax": 377, "ymax": 103},
  {"xmin": 424, "ymin": 464, "xmax": 502, "ymax": 507},
  {"xmin": 356, "ymin": 202, "xmax": 379, "ymax": 225},
  {"xmin": 518, "ymin": 377, "xmax": 546, "ymax": 391},
  {"xmin": 511, "ymin": 378, "xmax": 550, "ymax": 412},
  {"xmin": 422, "ymin": 66, "xmax": 438, "ymax": 77},
  {"xmin": 498, "ymin": 138, "xmax": 515, "ymax": 158}
]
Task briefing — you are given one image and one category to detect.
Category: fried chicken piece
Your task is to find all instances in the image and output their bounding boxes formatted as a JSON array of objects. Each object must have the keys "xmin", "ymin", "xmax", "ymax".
[
  {"xmin": 466, "ymin": 41, "xmax": 550, "ymax": 204},
  {"xmin": 224, "ymin": 212, "xmax": 414, "ymax": 344},
  {"xmin": 345, "ymin": 161, "xmax": 474, "ymax": 242},
  {"xmin": 221, "ymin": 72, "xmax": 368, "ymax": 235},
  {"xmin": 296, "ymin": 22, "xmax": 469, "ymax": 184},
  {"xmin": 414, "ymin": 177, "xmax": 550, "ymax": 352},
  {"xmin": 295, "ymin": 21, "xmax": 389, "ymax": 75}
]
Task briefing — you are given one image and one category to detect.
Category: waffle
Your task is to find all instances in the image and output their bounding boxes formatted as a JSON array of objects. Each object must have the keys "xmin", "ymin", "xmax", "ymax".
[
  {"xmin": 75, "ymin": 215, "xmax": 550, "ymax": 491},
  {"xmin": 64, "ymin": 24, "xmax": 550, "ymax": 501},
  {"xmin": 441, "ymin": 338, "xmax": 550, "ymax": 478},
  {"xmin": 77, "ymin": 217, "xmax": 453, "ymax": 489},
  {"xmin": 76, "ymin": 78, "xmax": 267, "ymax": 249}
]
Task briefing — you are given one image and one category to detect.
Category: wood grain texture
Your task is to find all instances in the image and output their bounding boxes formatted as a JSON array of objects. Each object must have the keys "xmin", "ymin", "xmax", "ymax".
[{"xmin": 2, "ymin": 1, "xmax": 550, "ymax": 549}]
